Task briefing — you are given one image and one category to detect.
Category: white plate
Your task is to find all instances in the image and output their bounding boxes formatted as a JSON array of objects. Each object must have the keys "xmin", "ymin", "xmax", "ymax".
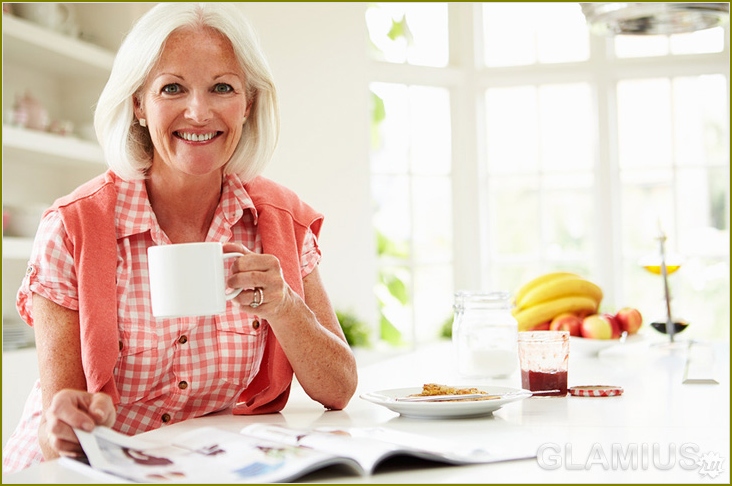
[
  {"xmin": 570, "ymin": 333, "xmax": 645, "ymax": 356},
  {"xmin": 360, "ymin": 385, "xmax": 531, "ymax": 419}
]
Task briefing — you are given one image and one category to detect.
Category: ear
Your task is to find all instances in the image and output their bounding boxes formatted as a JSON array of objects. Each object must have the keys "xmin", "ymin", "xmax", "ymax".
[
  {"xmin": 244, "ymin": 98, "xmax": 254, "ymax": 119},
  {"xmin": 133, "ymin": 95, "xmax": 144, "ymax": 123}
]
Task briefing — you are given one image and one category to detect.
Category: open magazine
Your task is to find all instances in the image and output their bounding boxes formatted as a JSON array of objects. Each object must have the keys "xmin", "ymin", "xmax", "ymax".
[{"xmin": 64, "ymin": 423, "xmax": 537, "ymax": 483}]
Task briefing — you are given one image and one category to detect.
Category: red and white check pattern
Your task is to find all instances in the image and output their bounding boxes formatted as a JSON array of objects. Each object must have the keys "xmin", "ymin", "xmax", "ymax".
[{"xmin": 3, "ymin": 174, "xmax": 320, "ymax": 474}]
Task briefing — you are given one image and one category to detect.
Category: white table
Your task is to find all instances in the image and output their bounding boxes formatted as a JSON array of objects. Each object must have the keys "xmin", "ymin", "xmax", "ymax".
[{"xmin": 4, "ymin": 333, "xmax": 729, "ymax": 483}]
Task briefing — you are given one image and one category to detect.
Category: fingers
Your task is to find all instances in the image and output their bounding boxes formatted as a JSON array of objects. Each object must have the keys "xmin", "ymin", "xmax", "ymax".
[
  {"xmin": 45, "ymin": 389, "xmax": 116, "ymax": 457},
  {"xmin": 223, "ymin": 242, "xmax": 253, "ymax": 255},
  {"xmin": 89, "ymin": 392, "xmax": 117, "ymax": 427},
  {"xmin": 48, "ymin": 390, "xmax": 96, "ymax": 432},
  {"xmin": 46, "ymin": 432, "xmax": 85, "ymax": 458},
  {"xmin": 222, "ymin": 244, "xmax": 288, "ymax": 313}
]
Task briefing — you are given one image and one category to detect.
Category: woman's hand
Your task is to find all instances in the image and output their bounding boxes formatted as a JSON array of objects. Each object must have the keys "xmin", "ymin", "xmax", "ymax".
[
  {"xmin": 222, "ymin": 242, "xmax": 357, "ymax": 410},
  {"xmin": 43, "ymin": 389, "xmax": 116, "ymax": 458},
  {"xmin": 223, "ymin": 242, "xmax": 294, "ymax": 318}
]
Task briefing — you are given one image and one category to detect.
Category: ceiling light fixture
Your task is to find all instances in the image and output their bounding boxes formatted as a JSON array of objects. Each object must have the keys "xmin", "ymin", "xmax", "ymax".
[{"xmin": 580, "ymin": 2, "xmax": 730, "ymax": 36}]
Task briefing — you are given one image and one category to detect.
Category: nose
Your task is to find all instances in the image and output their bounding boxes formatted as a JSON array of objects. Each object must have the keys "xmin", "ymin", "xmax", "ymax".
[{"xmin": 184, "ymin": 91, "xmax": 212, "ymax": 123}]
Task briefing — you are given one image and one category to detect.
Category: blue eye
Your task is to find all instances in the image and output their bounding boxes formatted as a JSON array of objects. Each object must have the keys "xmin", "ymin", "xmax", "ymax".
[
  {"xmin": 214, "ymin": 84, "xmax": 233, "ymax": 93},
  {"xmin": 162, "ymin": 84, "xmax": 181, "ymax": 94}
]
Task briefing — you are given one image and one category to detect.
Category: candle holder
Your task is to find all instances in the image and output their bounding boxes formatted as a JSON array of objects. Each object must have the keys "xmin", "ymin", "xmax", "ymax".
[{"xmin": 639, "ymin": 228, "xmax": 689, "ymax": 347}]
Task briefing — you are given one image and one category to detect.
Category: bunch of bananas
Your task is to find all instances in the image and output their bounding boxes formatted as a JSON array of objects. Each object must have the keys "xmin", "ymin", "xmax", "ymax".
[{"xmin": 512, "ymin": 272, "xmax": 603, "ymax": 332}]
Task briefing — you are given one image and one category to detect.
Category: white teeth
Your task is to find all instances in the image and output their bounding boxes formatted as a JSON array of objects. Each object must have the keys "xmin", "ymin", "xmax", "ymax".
[{"xmin": 177, "ymin": 132, "xmax": 216, "ymax": 142}]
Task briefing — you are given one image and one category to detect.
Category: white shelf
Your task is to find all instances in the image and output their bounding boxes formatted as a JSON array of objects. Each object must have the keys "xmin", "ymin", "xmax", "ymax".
[
  {"xmin": 2, "ymin": 14, "xmax": 114, "ymax": 80},
  {"xmin": 2, "ymin": 237, "xmax": 34, "ymax": 260},
  {"xmin": 2, "ymin": 125, "xmax": 105, "ymax": 167}
]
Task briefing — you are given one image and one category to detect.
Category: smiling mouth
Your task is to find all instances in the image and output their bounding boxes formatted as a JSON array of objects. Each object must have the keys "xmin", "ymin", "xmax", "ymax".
[{"xmin": 175, "ymin": 131, "xmax": 220, "ymax": 142}]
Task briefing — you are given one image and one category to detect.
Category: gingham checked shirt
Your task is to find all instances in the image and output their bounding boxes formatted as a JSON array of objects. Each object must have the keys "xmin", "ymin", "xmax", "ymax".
[{"xmin": 2, "ymin": 173, "xmax": 320, "ymax": 474}]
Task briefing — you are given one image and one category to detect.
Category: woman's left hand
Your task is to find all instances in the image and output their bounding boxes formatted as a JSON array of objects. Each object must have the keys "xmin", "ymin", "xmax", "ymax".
[
  {"xmin": 223, "ymin": 242, "xmax": 292, "ymax": 318},
  {"xmin": 222, "ymin": 241, "xmax": 357, "ymax": 410}
]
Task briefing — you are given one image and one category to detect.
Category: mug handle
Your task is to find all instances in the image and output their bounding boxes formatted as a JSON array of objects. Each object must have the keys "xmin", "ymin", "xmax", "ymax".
[{"xmin": 223, "ymin": 252, "xmax": 245, "ymax": 300}]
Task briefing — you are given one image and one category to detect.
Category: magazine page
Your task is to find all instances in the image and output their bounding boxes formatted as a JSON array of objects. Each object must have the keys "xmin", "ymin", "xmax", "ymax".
[
  {"xmin": 240, "ymin": 424, "xmax": 395, "ymax": 475},
  {"xmin": 240, "ymin": 424, "xmax": 537, "ymax": 475},
  {"xmin": 73, "ymin": 425, "xmax": 362, "ymax": 483}
]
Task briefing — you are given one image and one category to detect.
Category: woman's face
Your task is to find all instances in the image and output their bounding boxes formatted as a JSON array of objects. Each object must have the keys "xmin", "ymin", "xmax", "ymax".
[{"xmin": 135, "ymin": 27, "xmax": 250, "ymax": 178}]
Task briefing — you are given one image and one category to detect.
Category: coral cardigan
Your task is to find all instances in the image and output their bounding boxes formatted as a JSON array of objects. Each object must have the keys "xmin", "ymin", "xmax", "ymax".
[{"xmin": 49, "ymin": 170, "xmax": 323, "ymax": 415}]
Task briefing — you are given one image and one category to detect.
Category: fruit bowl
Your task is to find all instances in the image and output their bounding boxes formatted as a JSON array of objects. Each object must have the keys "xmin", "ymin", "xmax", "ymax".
[{"xmin": 570, "ymin": 333, "xmax": 644, "ymax": 357}]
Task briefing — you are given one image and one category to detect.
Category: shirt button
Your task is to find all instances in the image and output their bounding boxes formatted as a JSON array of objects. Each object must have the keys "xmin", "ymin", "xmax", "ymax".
[
  {"xmin": 178, "ymin": 335, "xmax": 188, "ymax": 344},
  {"xmin": 178, "ymin": 381, "xmax": 188, "ymax": 390},
  {"xmin": 161, "ymin": 413, "xmax": 171, "ymax": 423},
  {"xmin": 252, "ymin": 319, "xmax": 260, "ymax": 330}
]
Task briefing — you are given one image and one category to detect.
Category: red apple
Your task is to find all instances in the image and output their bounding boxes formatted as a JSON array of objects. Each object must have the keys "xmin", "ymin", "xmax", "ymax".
[
  {"xmin": 549, "ymin": 313, "xmax": 583, "ymax": 337},
  {"xmin": 603, "ymin": 313, "xmax": 622, "ymax": 339},
  {"xmin": 581, "ymin": 314, "xmax": 613, "ymax": 339},
  {"xmin": 615, "ymin": 307, "xmax": 643, "ymax": 335},
  {"xmin": 529, "ymin": 321, "xmax": 551, "ymax": 331}
]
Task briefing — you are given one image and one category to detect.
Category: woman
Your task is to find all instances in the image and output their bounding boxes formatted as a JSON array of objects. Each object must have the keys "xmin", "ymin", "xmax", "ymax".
[{"xmin": 3, "ymin": 3, "xmax": 357, "ymax": 474}]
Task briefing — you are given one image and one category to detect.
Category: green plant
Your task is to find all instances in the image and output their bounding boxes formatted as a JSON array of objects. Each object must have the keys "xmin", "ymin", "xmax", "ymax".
[
  {"xmin": 336, "ymin": 310, "xmax": 372, "ymax": 347},
  {"xmin": 374, "ymin": 230, "xmax": 410, "ymax": 345},
  {"xmin": 439, "ymin": 314, "xmax": 453, "ymax": 340}
]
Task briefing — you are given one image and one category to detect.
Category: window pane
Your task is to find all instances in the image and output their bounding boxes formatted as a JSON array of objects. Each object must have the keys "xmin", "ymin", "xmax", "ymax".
[
  {"xmin": 677, "ymin": 167, "xmax": 730, "ymax": 256},
  {"xmin": 413, "ymin": 176, "xmax": 452, "ymax": 261},
  {"xmin": 372, "ymin": 174, "xmax": 411, "ymax": 258},
  {"xmin": 483, "ymin": 3, "xmax": 589, "ymax": 67},
  {"xmin": 489, "ymin": 174, "xmax": 594, "ymax": 261},
  {"xmin": 409, "ymin": 86, "xmax": 451, "ymax": 175},
  {"xmin": 366, "ymin": 2, "xmax": 448, "ymax": 67},
  {"xmin": 539, "ymin": 83, "xmax": 594, "ymax": 172},
  {"xmin": 620, "ymin": 168, "xmax": 676, "ymax": 251},
  {"xmin": 413, "ymin": 264, "xmax": 453, "ymax": 342},
  {"xmin": 485, "ymin": 86, "xmax": 539, "ymax": 173},
  {"xmin": 376, "ymin": 264, "xmax": 412, "ymax": 341},
  {"xmin": 371, "ymin": 83, "xmax": 451, "ymax": 175},
  {"xmin": 670, "ymin": 27, "xmax": 725, "ymax": 55},
  {"xmin": 673, "ymin": 75, "xmax": 729, "ymax": 167},
  {"xmin": 543, "ymin": 174, "xmax": 594, "ymax": 260},
  {"xmin": 617, "ymin": 78, "xmax": 673, "ymax": 169},
  {"xmin": 615, "ymin": 27, "xmax": 726, "ymax": 58},
  {"xmin": 614, "ymin": 35, "xmax": 669, "ymax": 58},
  {"xmin": 370, "ymin": 83, "xmax": 409, "ymax": 174},
  {"xmin": 489, "ymin": 175, "xmax": 540, "ymax": 256},
  {"xmin": 486, "ymin": 83, "xmax": 595, "ymax": 173}
]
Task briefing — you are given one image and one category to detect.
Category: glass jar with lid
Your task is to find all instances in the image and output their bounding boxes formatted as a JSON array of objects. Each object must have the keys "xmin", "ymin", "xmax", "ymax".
[{"xmin": 452, "ymin": 291, "xmax": 519, "ymax": 378}]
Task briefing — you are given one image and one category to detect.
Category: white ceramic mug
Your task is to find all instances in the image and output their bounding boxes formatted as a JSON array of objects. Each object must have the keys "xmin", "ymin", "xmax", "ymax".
[{"xmin": 147, "ymin": 242, "xmax": 244, "ymax": 318}]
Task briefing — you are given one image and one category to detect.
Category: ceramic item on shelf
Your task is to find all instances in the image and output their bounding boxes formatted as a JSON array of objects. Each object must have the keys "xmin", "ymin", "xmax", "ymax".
[
  {"xmin": 49, "ymin": 119, "xmax": 75, "ymax": 137},
  {"xmin": 13, "ymin": 92, "xmax": 50, "ymax": 131},
  {"xmin": 3, "ymin": 207, "xmax": 10, "ymax": 232},
  {"xmin": 5, "ymin": 204, "xmax": 48, "ymax": 238},
  {"xmin": 13, "ymin": 2, "xmax": 79, "ymax": 37}
]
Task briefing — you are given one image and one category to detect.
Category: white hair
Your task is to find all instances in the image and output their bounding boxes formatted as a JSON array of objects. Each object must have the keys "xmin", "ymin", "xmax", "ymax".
[{"xmin": 94, "ymin": 2, "xmax": 279, "ymax": 181}]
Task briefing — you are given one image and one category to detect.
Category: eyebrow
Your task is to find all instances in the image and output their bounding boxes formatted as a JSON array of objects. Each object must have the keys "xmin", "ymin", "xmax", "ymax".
[{"xmin": 154, "ymin": 72, "xmax": 243, "ymax": 80}]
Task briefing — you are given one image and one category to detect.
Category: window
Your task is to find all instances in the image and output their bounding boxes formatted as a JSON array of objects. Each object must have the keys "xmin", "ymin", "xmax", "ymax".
[{"xmin": 367, "ymin": 3, "xmax": 729, "ymax": 346}]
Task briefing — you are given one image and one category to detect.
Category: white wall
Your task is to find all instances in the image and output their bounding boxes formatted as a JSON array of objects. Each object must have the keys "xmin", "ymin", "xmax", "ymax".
[{"xmin": 239, "ymin": 3, "xmax": 376, "ymax": 325}]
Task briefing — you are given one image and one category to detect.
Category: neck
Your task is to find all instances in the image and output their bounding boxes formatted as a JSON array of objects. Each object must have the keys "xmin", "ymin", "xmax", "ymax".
[{"xmin": 145, "ymin": 170, "xmax": 224, "ymax": 243}]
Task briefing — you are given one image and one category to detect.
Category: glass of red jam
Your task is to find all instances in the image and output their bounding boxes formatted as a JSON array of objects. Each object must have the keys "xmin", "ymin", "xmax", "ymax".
[{"xmin": 517, "ymin": 331, "xmax": 569, "ymax": 396}]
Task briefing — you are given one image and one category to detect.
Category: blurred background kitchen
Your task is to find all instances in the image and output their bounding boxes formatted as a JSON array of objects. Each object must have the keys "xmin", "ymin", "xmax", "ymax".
[{"xmin": 2, "ymin": 1, "xmax": 729, "ymax": 443}]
